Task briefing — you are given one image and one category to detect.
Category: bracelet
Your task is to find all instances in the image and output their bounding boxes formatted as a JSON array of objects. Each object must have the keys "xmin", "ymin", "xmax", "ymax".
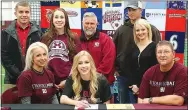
[{"xmin": 149, "ymin": 97, "xmax": 153, "ymax": 104}]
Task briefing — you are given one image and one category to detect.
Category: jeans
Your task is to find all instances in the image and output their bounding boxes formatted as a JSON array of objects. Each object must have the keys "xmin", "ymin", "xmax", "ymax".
[{"xmin": 117, "ymin": 76, "xmax": 137, "ymax": 103}]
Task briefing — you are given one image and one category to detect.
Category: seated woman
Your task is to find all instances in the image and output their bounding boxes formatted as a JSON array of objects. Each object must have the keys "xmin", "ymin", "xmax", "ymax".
[
  {"xmin": 17, "ymin": 42, "xmax": 59, "ymax": 104},
  {"xmin": 60, "ymin": 50, "xmax": 111, "ymax": 108}
]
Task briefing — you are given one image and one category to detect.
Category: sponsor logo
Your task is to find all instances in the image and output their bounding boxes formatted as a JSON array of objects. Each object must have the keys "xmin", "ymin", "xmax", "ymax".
[
  {"xmin": 66, "ymin": 10, "xmax": 78, "ymax": 17},
  {"xmin": 168, "ymin": 13, "xmax": 185, "ymax": 18},
  {"xmin": 61, "ymin": 0, "xmax": 76, "ymax": 4},
  {"xmin": 146, "ymin": 12, "xmax": 166, "ymax": 18}
]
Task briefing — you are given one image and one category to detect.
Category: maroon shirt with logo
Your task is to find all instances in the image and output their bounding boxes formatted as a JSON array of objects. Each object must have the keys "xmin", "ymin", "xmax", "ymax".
[
  {"xmin": 17, "ymin": 68, "xmax": 57, "ymax": 104},
  {"xmin": 139, "ymin": 63, "xmax": 187, "ymax": 101},
  {"xmin": 48, "ymin": 34, "xmax": 81, "ymax": 84}
]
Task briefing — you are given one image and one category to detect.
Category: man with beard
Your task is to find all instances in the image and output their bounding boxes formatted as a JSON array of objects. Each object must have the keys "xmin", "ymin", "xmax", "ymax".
[
  {"xmin": 1, "ymin": 1, "xmax": 42, "ymax": 92},
  {"xmin": 80, "ymin": 12, "xmax": 116, "ymax": 86}
]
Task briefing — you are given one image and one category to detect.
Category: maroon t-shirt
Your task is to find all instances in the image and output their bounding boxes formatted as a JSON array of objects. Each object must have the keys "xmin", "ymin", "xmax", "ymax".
[
  {"xmin": 139, "ymin": 63, "xmax": 187, "ymax": 100},
  {"xmin": 48, "ymin": 34, "xmax": 81, "ymax": 84},
  {"xmin": 17, "ymin": 69, "xmax": 57, "ymax": 104}
]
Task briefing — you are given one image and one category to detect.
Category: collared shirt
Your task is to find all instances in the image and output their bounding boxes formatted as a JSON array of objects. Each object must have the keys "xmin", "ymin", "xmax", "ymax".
[{"xmin": 16, "ymin": 21, "xmax": 30, "ymax": 56}]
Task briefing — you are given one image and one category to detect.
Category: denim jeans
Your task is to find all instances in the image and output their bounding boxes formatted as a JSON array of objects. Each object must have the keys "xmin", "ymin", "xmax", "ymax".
[{"xmin": 117, "ymin": 76, "xmax": 137, "ymax": 103}]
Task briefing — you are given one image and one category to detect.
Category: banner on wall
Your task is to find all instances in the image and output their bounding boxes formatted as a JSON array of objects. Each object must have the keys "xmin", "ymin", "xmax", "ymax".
[
  {"xmin": 39, "ymin": 1, "xmax": 186, "ymax": 63},
  {"xmin": 41, "ymin": 6, "xmax": 59, "ymax": 28},
  {"xmin": 145, "ymin": 9, "xmax": 166, "ymax": 31},
  {"xmin": 81, "ymin": 1, "xmax": 102, "ymax": 8},
  {"xmin": 165, "ymin": 31, "xmax": 185, "ymax": 53},
  {"xmin": 167, "ymin": 1, "xmax": 186, "ymax": 10},
  {"xmin": 165, "ymin": 9, "xmax": 186, "ymax": 32},
  {"xmin": 102, "ymin": 8, "xmax": 124, "ymax": 30},
  {"xmin": 63, "ymin": 8, "xmax": 81, "ymax": 29},
  {"xmin": 102, "ymin": 1, "xmax": 124, "ymax": 31},
  {"xmin": 41, "ymin": 1, "xmax": 60, "ymax": 28}
]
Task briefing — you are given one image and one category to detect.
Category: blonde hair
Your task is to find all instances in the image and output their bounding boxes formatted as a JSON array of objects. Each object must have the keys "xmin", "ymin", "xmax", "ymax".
[
  {"xmin": 133, "ymin": 19, "xmax": 152, "ymax": 44},
  {"xmin": 71, "ymin": 50, "xmax": 98, "ymax": 103},
  {"xmin": 24, "ymin": 42, "xmax": 48, "ymax": 71},
  {"xmin": 15, "ymin": 1, "xmax": 30, "ymax": 11}
]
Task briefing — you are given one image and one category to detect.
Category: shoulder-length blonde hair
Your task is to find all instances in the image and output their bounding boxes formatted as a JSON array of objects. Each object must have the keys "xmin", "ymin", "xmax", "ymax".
[
  {"xmin": 71, "ymin": 50, "xmax": 98, "ymax": 103},
  {"xmin": 133, "ymin": 18, "xmax": 152, "ymax": 44},
  {"xmin": 24, "ymin": 42, "xmax": 48, "ymax": 71}
]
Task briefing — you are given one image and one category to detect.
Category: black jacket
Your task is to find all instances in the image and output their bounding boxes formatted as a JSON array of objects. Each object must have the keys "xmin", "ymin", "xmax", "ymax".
[
  {"xmin": 113, "ymin": 18, "xmax": 161, "ymax": 84},
  {"xmin": 1, "ymin": 20, "xmax": 42, "ymax": 84}
]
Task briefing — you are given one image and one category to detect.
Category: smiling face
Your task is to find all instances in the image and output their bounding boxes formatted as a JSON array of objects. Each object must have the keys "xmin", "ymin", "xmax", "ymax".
[
  {"xmin": 15, "ymin": 6, "xmax": 31, "ymax": 25},
  {"xmin": 53, "ymin": 10, "xmax": 66, "ymax": 30},
  {"xmin": 77, "ymin": 55, "xmax": 91, "ymax": 76},
  {"xmin": 83, "ymin": 16, "xmax": 98, "ymax": 36},
  {"xmin": 32, "ymin": 47, "xmax": 48, "ymax": 71},
  {"xmin": 135, "ymin": 24, "xmax": 148, "ymax": 41},
  {"xmin": 156, "ymin": 45, "xmax": 175, "ymax": 66}
]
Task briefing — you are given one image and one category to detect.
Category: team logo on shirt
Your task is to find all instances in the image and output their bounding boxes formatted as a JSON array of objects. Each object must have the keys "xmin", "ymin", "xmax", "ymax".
[
  {"xmin": 42, "ymin": 89, "xmax": 47, "ymax": 94},
  {"xmin": 49, "ymin": 40, "xmax": 69, "ymax": 62},
  {"xmin": 94, "ymin": 42, "xmax": 100, "ymax": 47},
  {"xmin": 160, "ymin": 87, "xmax": 165, "ymax": 92}
]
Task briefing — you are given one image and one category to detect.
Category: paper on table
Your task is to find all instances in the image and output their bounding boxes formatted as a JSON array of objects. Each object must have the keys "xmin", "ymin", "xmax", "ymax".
[
  {"xmin": 106, "ymin": 104, "xmax": 135, "ymax": 109},
  {"xmin": 74, "ymin": 104, "xmax": 99, "ymax": 110}
]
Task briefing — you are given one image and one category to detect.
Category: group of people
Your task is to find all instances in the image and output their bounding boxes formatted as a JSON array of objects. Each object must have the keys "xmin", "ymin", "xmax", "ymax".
[{"xmin": 1, "ymin": 1, "xmax": 187, "ymax": 108}]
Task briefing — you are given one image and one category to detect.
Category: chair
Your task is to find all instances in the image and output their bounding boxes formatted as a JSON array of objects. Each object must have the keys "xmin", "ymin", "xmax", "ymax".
[{"xmin": 1, "ymin": 86, "xmax": 20, "ymax": 104}]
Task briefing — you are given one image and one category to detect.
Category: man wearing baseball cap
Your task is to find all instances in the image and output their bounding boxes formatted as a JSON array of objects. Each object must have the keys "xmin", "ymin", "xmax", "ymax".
[{"xmin": 113, "ymin": 1, "xmax": 161, "ymax": 103}]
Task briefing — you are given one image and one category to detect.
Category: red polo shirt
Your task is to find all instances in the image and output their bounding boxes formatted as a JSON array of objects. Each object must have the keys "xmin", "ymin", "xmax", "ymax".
[{"xmin": 16, "ymin": 22, "xmax": 30, "ymax": 56}]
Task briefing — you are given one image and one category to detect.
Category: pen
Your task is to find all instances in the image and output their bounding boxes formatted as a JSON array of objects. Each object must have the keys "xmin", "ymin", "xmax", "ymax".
[
  {"xmin": 84, "ymin": 102, "xmax": 91, "ymax": 108},
  {"xmin": 88, "ymin": 104, "xmax": 91, "ymax": 108}
]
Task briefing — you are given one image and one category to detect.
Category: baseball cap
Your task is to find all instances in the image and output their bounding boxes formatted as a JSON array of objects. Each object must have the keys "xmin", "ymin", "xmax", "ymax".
[{"xmin": 126, "ymin": 1, "xmax": 142, "ymax": 9}]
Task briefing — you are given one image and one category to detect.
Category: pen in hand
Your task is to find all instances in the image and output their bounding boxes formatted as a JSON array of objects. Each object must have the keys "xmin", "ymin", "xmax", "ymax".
[{"xmin": 81, "ymin": 100, "xmax": 90, "ymax": 108}]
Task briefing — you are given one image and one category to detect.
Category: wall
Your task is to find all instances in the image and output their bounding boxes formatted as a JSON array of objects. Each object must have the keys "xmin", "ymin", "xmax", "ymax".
[{"xmin": 1, "ymin": 1, "xmax": 187, "ymax": 65}]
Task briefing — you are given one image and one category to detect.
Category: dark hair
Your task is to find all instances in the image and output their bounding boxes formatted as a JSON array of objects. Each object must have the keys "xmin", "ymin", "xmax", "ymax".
[
  {"xmin": 156, "ymin": 40, "xmax": 174, "ymax": 52},
  {"xmin": 41, "ymin": 8, "xmax": 77, "ymax": 57}
]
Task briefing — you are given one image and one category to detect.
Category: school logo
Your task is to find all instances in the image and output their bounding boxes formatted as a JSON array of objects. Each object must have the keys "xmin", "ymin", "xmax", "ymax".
[
  {"xmin": 160, "ymin": 87, "xmax": 165, "ymax": 92},
  {"xmin": 103, "ymin": 10, "xmax": 122, "ymax": 30},
  {"xmin": 94, "ymin": 42, "xmax": 100, "ymax": 47},
  {"xmin": 42, "ymin": 89, "xmax": 47, "ymax": 94},
  {"xmin": 46, "ymin": 9, "xmax": 53, "ymax": 23},
  {"xmin": 49, "ymin": 40, "xmax": 69, "ymax": 61}
]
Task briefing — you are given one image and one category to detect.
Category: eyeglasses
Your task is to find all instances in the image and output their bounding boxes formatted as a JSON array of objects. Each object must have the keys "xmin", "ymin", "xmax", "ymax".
[{"xmin": 157, "ymin": 50, "xmax": 171, "ymax": 55}]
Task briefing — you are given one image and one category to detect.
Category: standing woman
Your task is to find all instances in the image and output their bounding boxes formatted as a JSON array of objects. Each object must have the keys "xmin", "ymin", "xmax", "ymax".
[
  {"xmin": 60, "ymin": 51, "xmax": 111, "ymax": 108},
  {"xmin": 130, "ymin": 19, "xmax": 158, "ymax": 102},
  {"xmin": 41, "ymin": 8, "xmax": 81, "ymax": 90},
  {"xmin": 17, "ymin": 42, "xmax": 58, "ymax": 104}
]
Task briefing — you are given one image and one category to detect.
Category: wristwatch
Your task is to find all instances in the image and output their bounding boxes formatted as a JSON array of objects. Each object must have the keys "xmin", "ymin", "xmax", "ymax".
[{"xmin": 149, "ymin": 97, "xmax": 153, "ymax": 104}]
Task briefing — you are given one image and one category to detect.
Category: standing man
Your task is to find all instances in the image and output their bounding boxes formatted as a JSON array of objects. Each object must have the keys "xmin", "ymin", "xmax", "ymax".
[
  {"xmin": 1, "ymin": 1, "xmax": 42, "ymax": 92},
  {"xmin": 138, "ymin": 40, "xmax": 187, "ymax": 105},
  {"xmin": 113, "ymin": 1, "xmax": 161, "ymax": 103},
  {"xmin": 80, "ymin": 12, "xmax": 116, "ymax": 85}
]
